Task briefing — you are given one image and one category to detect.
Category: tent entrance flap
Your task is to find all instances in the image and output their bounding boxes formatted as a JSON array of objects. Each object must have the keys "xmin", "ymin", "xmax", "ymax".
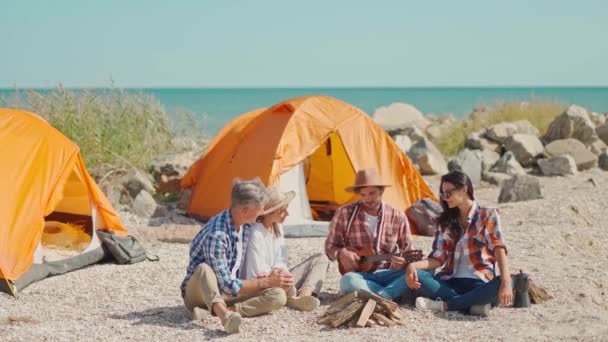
[{"xmin": 305, "ymin": 132, "xmax": 356, "ymax": 220}]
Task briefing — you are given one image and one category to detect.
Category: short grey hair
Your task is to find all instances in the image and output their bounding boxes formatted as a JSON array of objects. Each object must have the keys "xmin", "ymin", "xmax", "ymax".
[{"xmin": 231, "ymin": 177, "xmax": 268, "ymax": 208}]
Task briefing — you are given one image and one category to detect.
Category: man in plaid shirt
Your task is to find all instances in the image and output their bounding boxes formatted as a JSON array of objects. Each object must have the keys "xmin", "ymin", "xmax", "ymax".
[
  {"xmin": 182, "ymin": 178, "xmax": 294, "ymax": 334},
  {"xmin": 325, "ymin": 169, "xmax": 414, "ymax": 300}
]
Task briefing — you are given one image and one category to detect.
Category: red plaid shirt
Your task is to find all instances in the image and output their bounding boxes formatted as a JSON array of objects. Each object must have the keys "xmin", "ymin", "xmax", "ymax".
[
  {"xmin": 430, "ymin": 203, "xmax": 507, "ymax": 282},
  {"xmin": 325, "ymin": 201, "xmax": 413, "ymax": 269}
]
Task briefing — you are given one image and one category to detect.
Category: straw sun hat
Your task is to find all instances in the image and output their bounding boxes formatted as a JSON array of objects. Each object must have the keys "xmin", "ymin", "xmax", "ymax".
[{"xmin": 263, "ymin": 187, "xmax": 295, "ymax": 215}]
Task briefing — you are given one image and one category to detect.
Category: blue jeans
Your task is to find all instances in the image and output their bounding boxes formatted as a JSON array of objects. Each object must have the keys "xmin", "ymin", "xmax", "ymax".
[
  {"xmin": 340, "ymin": 269, "xmax": 410, "ymax": 300},
  {"xmin": 416, "ymin": 270, "xmax": 507, "ymax": 311}
]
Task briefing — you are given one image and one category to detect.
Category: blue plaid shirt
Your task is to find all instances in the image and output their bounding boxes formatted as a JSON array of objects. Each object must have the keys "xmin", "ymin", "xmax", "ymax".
[{"xmin": 181, "ymin": 209, "xmax": 251, "ymax": 297}]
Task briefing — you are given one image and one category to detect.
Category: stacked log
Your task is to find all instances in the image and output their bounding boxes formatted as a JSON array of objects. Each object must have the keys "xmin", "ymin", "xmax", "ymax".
[{"xmin": 318, "ymin": 290, "xmax": 405, "ymax": 328}]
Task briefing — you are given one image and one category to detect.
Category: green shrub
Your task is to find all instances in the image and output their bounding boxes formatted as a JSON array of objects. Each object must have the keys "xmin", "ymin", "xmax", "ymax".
[{"xmin": 2, "ymin": 85, "xmax": 175, "ymax": 169}]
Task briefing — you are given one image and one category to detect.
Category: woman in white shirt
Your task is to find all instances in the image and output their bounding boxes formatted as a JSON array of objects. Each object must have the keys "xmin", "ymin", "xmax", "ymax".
[{"xmin": 242, "ymin": 187, "xmax": 329, "ymax": 311}]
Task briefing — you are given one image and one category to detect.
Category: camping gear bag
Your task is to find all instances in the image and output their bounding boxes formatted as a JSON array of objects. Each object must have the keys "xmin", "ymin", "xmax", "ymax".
[{"xmin": 97, "ymin": 230, "xmax": 159, "ymax": 264}]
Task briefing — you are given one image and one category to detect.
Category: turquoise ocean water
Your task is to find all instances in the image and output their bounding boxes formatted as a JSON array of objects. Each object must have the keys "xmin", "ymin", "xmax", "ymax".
[{"xmin": 2, "ymin": 87, "xmax": 608, "ymax": 135}]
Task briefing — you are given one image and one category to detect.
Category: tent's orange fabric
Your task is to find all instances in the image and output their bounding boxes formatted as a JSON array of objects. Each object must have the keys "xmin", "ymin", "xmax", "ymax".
[
  {"xmin": 181, "ymin": 96, "xmax": 436, "ymax": 219},
  {"xmin": 0, "ymin": 108, "xmax": 127, "ymax": 283}
]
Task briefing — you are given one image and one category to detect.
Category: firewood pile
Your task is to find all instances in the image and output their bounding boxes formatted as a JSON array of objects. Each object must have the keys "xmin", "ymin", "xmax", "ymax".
[{"xmin": 318, "ymin": 290, "xmax": 405, "ymax": 328}]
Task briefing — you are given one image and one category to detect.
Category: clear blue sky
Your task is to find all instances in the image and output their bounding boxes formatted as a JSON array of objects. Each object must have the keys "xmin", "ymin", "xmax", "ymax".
[{"xmin": 1, "ymin": 0, "xmax": 607, "ymax": 87}]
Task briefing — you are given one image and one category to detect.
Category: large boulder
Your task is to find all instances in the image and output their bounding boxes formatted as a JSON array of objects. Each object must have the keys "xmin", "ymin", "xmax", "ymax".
[
  {"xmin": 405, "ymin": 198, "xmax": 443, "ymax": 237},
  {"xmin": 447, "ymin": 149, "xmax": 482, "ymax": 185},
  {"xmin": 149, "ymin": 151, "xmax": 198, "ymax": 182},
  {"xmin": 544, "ymin": 139, "xmax": 598, "ymax": 171},
  {"xmin": 372, "ymin": 103, "xmax": 431, "ymax": 131},
  {"xmin": 599, "ymin": 151, "xmax": 608, "ymax": 171},
  {"xmin": 590, "ymin": 112, "xmax": 606, "ymax": 127},
  {"xmin": 486, "ymin": 122, "xmax": 519, "ymax": 144},
  {"xmin": 482, "ymin": 171, "xmax": 511, "ymax": 186},
  {"xmin": 512, "ymin": 120, "xmax": 540, "ymax": 136},
  {"xmin": 124, "ymin": 169, "xmax": 156, "ymax": 198},
  {"xmin": 393, "ymin": 134, "xmax": 413, "ymax": 152},
  {"xmin": 537, "ymin": 155, "xmax": 578, "ymax": 177},
  {"xmin": 543, "ymin": 104, "xmax": 598, "ymax": 145},
  {"xmin": 503, "ymin": 134, "xmax": 544, "ymax": 166},
  {"xmin": 401, "ymin": 125, "xmax": 427, "ymax": 142},
  {"xmin": 480, "ymin": 149, "xmax": 501, "ymax": 172},
  {"xmin": 498, "ymin": 174, "xmax": 543, "ymax": 203},
  {"xmin": 589, "ymin": 138, "xmax": 607, "ymax": 156},
  {"xmin": 132, "ymin": 190, "xmax": 160, "ymax": 219},
  {"xmin": 407, "ymin": 138, "xmax": 448, "ymax": 175},
  {"xmin": 597, "ymin": 123, "xmax": 608, "ymax": 145},
  {"xmin": 491, "ymin": 151, "xmax": 525, "ymax": 175},
  {"xmin": 464, "ymin": 131, "xmax": 502, "ymax": 153}
]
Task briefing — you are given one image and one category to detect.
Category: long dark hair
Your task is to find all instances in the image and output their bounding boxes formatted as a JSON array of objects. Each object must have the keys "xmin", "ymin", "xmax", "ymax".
[{"xmin": 437, "ymin": 170, "xmax": 475, "ymax": 242}]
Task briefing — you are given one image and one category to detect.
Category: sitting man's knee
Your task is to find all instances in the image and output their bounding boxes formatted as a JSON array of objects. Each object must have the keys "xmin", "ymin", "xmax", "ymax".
[
  {"xmin": 264, "ymin": 287, "xmax": 288, "ymax": 309},
  {"xmin": 340, "ymin": 272, "xmax": 363, "ymax": 294}
]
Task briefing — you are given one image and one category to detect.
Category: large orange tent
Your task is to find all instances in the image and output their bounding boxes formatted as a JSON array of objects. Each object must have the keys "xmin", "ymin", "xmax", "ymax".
[
  {"xmin": 0, "ymin": 108, "xmax": 128, "ymax": 296},
  {"xmin": 181, "ymin": 96, "xmax": 435, "ymax": 234}
]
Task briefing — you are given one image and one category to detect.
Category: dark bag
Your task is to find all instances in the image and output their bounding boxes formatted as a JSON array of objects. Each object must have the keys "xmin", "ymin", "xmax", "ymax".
[{"xmin": 97, "ymin": 230, "xmax": 159, "ymax": 264}]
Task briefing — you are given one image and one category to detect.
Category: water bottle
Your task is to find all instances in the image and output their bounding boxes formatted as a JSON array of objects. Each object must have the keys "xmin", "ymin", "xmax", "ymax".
[{"xmin": 513, "ymin": 269, "xmax": 531, "ymax": 308}]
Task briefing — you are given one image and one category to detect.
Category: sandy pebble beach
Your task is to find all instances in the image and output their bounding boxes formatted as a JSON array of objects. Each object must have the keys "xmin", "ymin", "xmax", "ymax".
[{"xmin": 1, "ymin": 169, "xmax": 608, "ymax": 341}]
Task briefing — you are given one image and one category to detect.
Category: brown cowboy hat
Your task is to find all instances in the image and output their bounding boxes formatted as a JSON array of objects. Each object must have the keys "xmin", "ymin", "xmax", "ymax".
[
  {"xmin": 262, "ymin": 186, "xmax": 296, "ymax": 215},
  {"xmin": 344, "ymin": 168, "xmax": 391, "ymax": 192}
]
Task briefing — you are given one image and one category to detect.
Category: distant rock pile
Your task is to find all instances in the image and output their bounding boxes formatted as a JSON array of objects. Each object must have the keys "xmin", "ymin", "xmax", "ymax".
[{"xmin": 377, "ymin": 103, "xmax": 608, "ymax": 203}]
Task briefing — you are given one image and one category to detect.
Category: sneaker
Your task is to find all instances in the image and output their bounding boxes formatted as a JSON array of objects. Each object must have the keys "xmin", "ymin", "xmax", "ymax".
[
  {"xmin": 192, "ymin": 307, "xmax": 206, "ymax": 321},
  {"xmin": 286, "ymin": 296, "xmax": 320, "ymax": 312},
  {"xmin": 222, "ymin": 312, "xmax": 242, "ymax": 334},
  {"xmin": 469, "ymin": 304, "xmax": 491, "ymax": 317},
  {"xmin": 415, "ymin": 297, "xmax": 445, "ymax": 312}
]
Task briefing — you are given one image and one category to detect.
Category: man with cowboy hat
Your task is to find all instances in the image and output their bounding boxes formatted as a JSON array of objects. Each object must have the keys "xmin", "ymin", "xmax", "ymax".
[{"xmin": 325, "ymin": 168, "xmax": 414, "ymax": 300}]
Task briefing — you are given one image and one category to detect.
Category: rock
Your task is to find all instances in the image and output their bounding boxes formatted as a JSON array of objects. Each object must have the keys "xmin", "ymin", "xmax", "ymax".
[
  {"xmin": 407, "ymin": 138, "xmax": 448, "ymax": 175},
  {"xmin": 124, "ymin": 169, "xmax": 156, "ymax": 198},
  {"xmin": 177, "ymin": 189, "xmax": 193, "ymax": 211},
  {"xmin": 480, "ymin": 149, "xmax": 501, "ymax": 172},
  {"xmin": 491, "ymin": 151, "xmax": 525, "ymax": 175},
  {"xmin": 464, "ymin": 131, "xmax": 502, "ymax": 154},
  {"xmin": 597, "ymin": 123, "xmax": 608, "ymax": 145},
  {"xmin": 372, "ymin": 103, "xmax": 430, "ymax": 131},
  {"xmin": 538, "ymin": 155, "xmax": 578, "ymax": 176},
  {"xmin": 486, "ymin": 122, "xmax": 519, "ymax": 143},
  {"xmin": 590, "ymin": 112, "xmax": 606, "ymax": 127},
  {"xmin": 405, "ymin": 198, "xmax": 443, "ymax": 237},
  {"xmin": 393, "ymin": 134, "xmax": 413, "ymax": 152},
  {"xmin": 503, "ymin": 134, "xmax": 544, "ymax": 166},
  {"xmin": 132, "ymin": 190, "xmax": 158, "ymax": 219},
  {"xmin": 157, "ymin": 174, "xmax": 182, "ymax": 195},
  {"xmin": 401, "ymin": 125, "xmax": 427, "ymax": 142},
  {"xmin": 482, "ymin": 171, "xmax": 511, "ymax": 186},
  {"xmin": 599, "ymin": 151, "xmax": 608, "ymax": 171},
  {"xmin": 149, "ymin": 151, "xmax": 199, "ymax": 181},
  {"xmin": 544, "ymin": 139, "xmax": 598, "ymax": 171},
  {"xmin": 447, "ymin": 149, "xmax": 482, "ymax": 185},
  {"xmin": 543, "ymin": 104, "xmax": 598, "ymax": 145},
  {"xmin": 498, "ymin": 174, "xmax": 543, "ymax": 203},
  {"xmin": 425, "ymin": 123, "xmax": 447, "ymax": 141},
  {"xmin": 512, "ymin": 120, "xmax": 540, "ymax": 136},
  {"xmin": 589, "ymin": 138, "xmax": 607, "ymax": 155}
]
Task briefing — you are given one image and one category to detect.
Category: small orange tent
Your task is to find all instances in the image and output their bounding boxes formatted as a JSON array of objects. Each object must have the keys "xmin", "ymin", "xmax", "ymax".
[
  {"xmin": 181, "ymin": 96, "xmax": 435, "ymax": 225},
  {"xmin": 0, "ymin": 108, "xmax": 128, "ymax": 296}
]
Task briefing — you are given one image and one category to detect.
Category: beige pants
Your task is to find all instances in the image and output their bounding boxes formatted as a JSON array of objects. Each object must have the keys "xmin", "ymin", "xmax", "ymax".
[
  {"xmin": 287, "ymin": 253, "xmax": 330, "ymax": 297},
  {"xmin": 183, "ymin": 263, "xmax": 287, "ymax": 317}
]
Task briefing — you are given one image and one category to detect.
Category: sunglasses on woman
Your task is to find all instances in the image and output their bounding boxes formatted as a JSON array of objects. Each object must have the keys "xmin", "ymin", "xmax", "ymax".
[{"xmin": 440, "ymin": 186, "xmax": 463, "ymax": 199}]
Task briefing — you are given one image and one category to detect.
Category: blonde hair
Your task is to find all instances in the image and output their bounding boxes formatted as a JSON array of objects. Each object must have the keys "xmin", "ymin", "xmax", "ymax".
[{"xmin": 256, "ymin": 213, "xmax": 283, "ymax": 238}]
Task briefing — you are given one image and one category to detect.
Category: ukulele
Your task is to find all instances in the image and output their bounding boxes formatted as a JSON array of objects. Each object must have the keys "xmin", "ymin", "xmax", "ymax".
[{"xmin": 338, "ymin": 248, "xmax": 424, "ymax": 275}]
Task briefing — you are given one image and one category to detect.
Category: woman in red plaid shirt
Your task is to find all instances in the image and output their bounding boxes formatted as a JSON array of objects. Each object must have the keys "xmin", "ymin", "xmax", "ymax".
[
  {"xmin": 325, "ymin": 169, "xmax": 414, "ymax": 301},
  {"xmin": 405, "ymin": 170, "xmax": 513, "ymax": 316}
]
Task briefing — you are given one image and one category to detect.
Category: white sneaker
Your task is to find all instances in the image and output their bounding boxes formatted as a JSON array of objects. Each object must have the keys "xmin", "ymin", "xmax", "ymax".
[
  {"xmin": 287, "ymin": 296, "xmax": 320, "ymax": 312},
  {"xmin": 469, "ymin": 304, "xmax": 491, "ymax": 317},
  {"xmin": 192, "ymin": 307, "xmax": 206, "ymax": 321},
  {"xmin": 222, "ymin": 312, "xmax": 242, "ymax": 334},
  {"xmin": 415, "ymin": 297, "xmax": 445, "ymax": 312}
]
